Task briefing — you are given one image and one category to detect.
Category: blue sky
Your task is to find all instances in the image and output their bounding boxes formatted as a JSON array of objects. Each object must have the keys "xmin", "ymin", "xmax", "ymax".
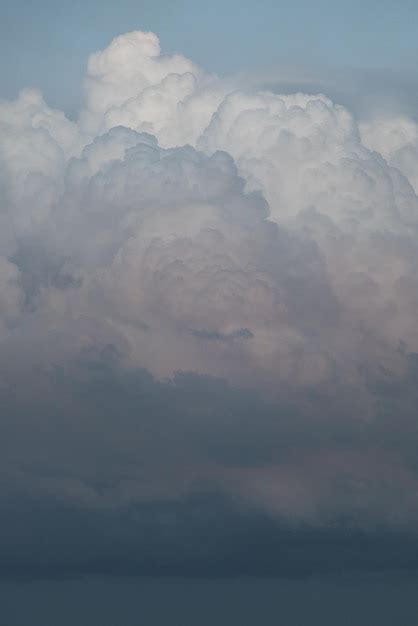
[{"xmin": 2, "ymin": 0, "xmax": 418, "ymax": 112}]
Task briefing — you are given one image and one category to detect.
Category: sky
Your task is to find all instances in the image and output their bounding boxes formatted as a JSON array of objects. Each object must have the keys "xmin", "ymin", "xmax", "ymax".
[
  {"xmin": 2, "ymin": 1, "xmax": 418, "ymax": 624},
  {"xmin": 2, "ymin": 0, "xmax": 418, "ymax": 113}
]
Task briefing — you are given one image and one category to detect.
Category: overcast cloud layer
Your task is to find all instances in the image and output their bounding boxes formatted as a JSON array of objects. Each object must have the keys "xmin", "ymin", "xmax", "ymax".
[{"xmin": 2, "ymin": 31, "xmax": 418, "ymax": 578}]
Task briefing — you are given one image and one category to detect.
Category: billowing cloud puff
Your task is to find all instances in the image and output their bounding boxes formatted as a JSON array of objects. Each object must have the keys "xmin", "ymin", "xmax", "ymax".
[
  {"xmin": 2, "ymin": 31, "xmax": 418, "ymax": 578},
  {"xmin": 360, "ymin": 115, "xmax": 418, "ymax": 193},
  {"xmin": 80, "ymin": 30, "xmax": 225, "ymax": 147},
  {"xmin": 200, "ymin": 91, "xmax": 418, "ymax": 232}
]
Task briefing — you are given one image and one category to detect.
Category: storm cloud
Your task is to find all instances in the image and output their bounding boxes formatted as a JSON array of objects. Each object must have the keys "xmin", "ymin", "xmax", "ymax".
[{"xmin": 2, "ymin": 30, "xmax": 418, "ymax": 578}]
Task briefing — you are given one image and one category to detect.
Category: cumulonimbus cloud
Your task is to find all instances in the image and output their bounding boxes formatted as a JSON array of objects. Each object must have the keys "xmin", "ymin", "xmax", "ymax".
[{"xmin": 2, "ymin": 30, "xmax": 418, "ymax": 577}]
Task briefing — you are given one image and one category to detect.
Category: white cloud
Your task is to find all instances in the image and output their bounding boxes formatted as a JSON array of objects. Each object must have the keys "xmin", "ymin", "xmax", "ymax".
[
  {"xmin": 2, "ymin": 29, "xmax": 418, "ymax": 395},
  {"xmin": 360, "ymin": 115, "xmax": 418, "ymax": 193}
]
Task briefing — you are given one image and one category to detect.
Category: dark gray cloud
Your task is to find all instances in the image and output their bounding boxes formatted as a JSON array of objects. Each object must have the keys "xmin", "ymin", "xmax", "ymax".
[
  {"xmin": 3, "ymin": 573, "xmax": 418, "ymax": 626},
  {"xmin": 0, "ymin": 346, "xmax": 418, "ymax": 579}
]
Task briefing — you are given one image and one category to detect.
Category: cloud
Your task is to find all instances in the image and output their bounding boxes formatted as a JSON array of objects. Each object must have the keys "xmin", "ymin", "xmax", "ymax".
[
  {"xmin": 360, "ymin": 115, "xmax": 418, "ymax": 193},
  {"xmin": 2, "ymin": 30, "xmax": 418, "ymax": 578},
  {"xmin": 80, "ymin": 30, "xmax": 225, "ymax": 147}
]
